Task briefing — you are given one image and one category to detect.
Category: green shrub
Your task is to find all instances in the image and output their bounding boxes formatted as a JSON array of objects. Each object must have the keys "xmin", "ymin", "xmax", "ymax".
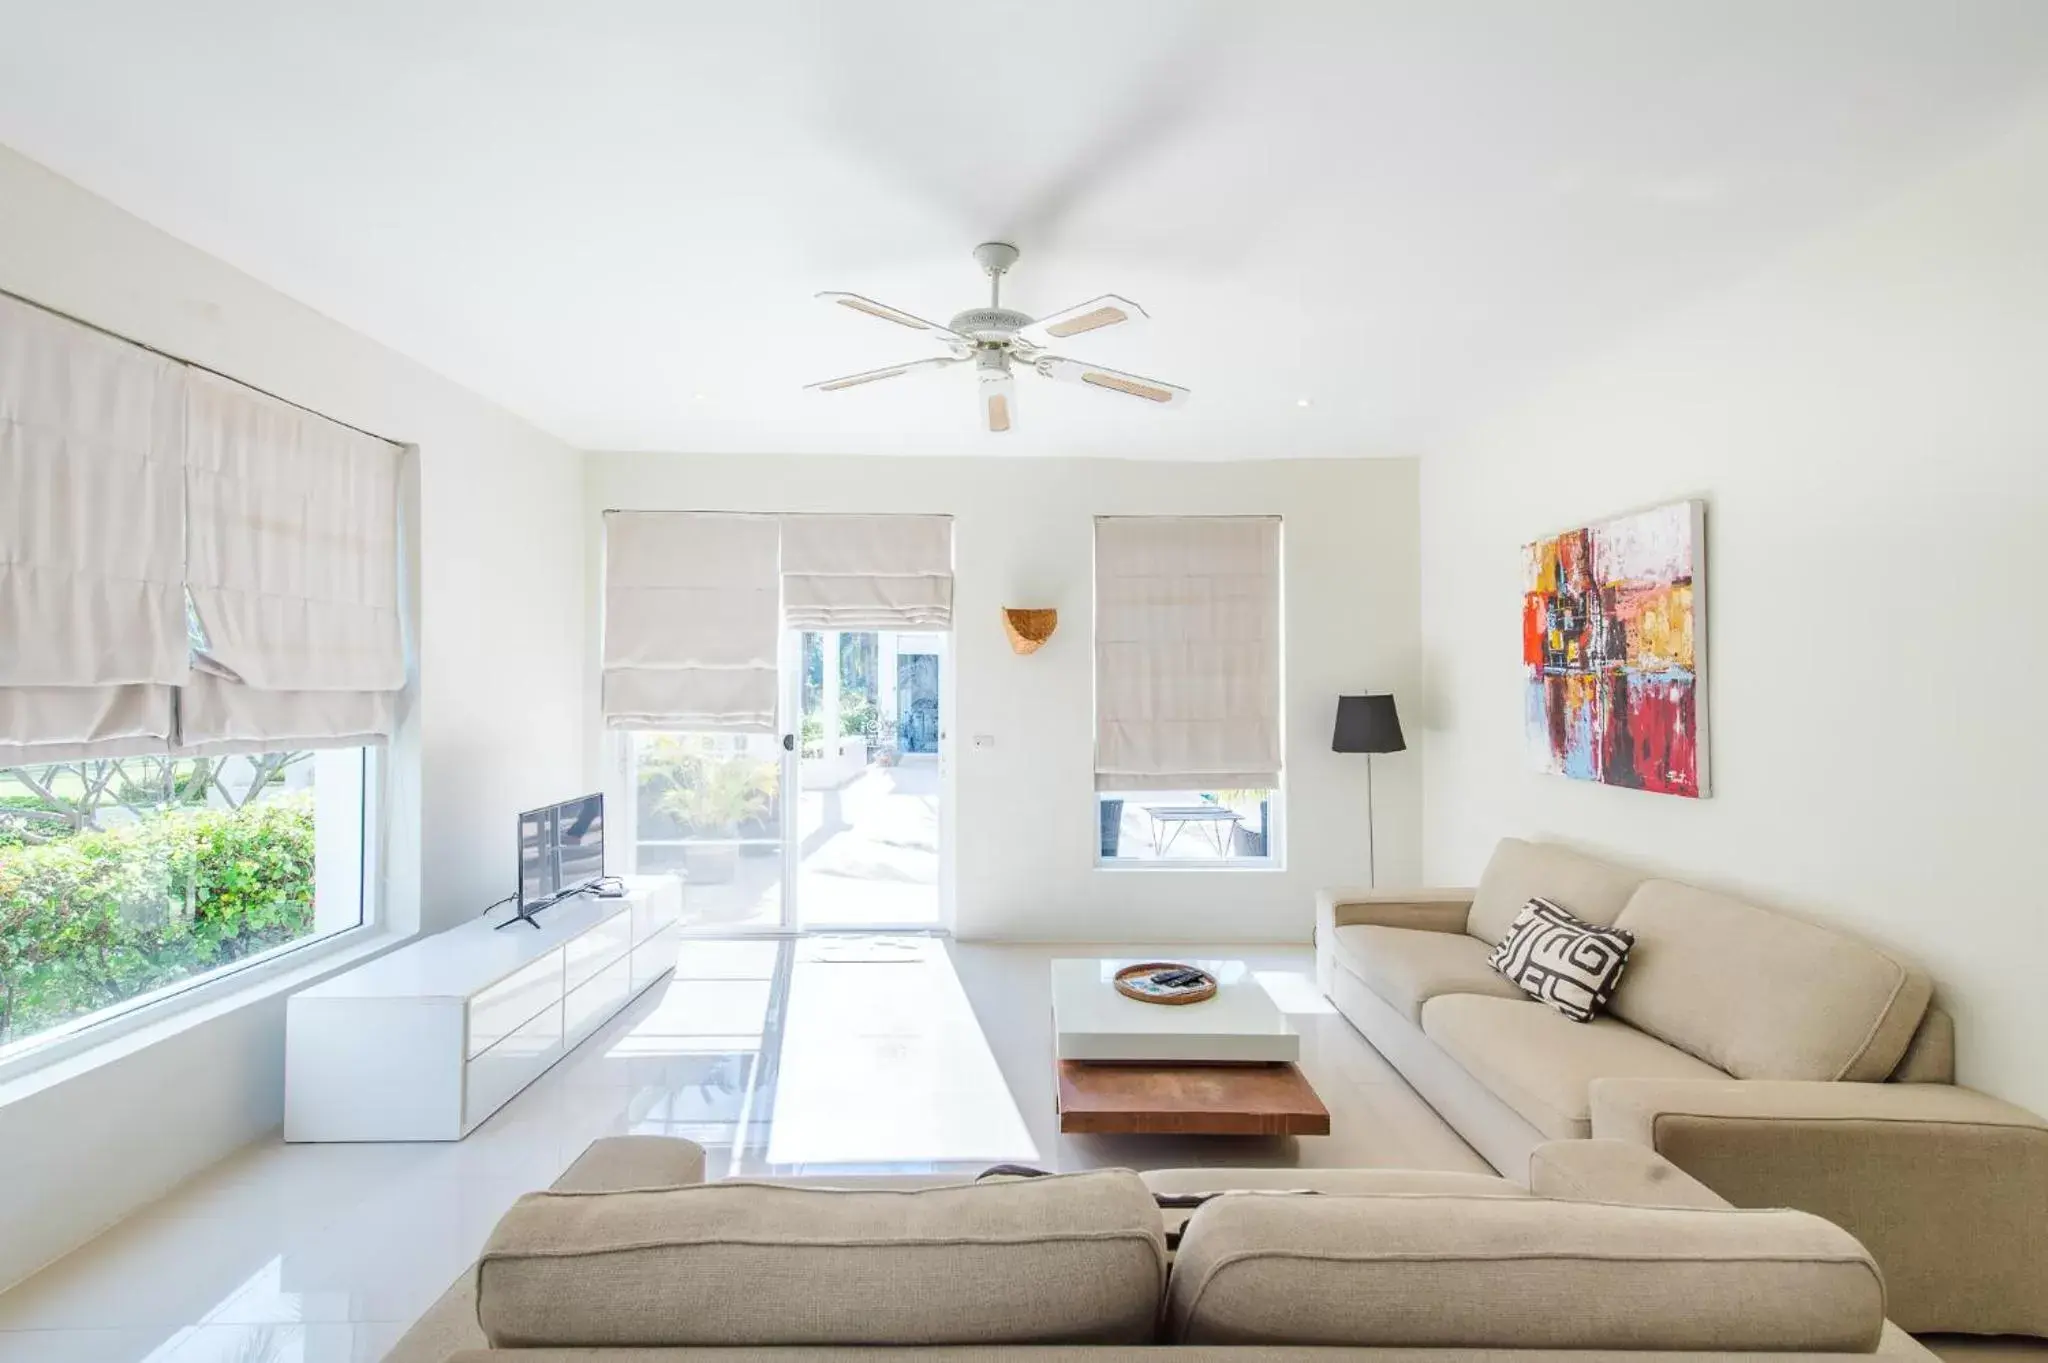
[
  {"xmin": 0, "ymin": 795, "xmax": 316, "ymax": 1045},
  {"xmin": 839, "ymin": 696, "xmax": 876, "ymax": 738},
  {"xmin": 0, "ymin": 795, "xmax": 53, "ymax": 850}
]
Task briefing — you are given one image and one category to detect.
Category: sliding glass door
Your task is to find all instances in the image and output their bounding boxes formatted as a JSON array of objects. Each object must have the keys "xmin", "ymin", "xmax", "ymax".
[{"xmin": 615, "ymin": 629, "xmax": 944, "ymax": 933}]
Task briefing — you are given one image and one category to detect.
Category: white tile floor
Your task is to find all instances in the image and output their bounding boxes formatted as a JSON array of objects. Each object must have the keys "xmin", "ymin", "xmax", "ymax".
[{"xmin": 0, "ymin": 936, "xmax": 1486, "ymax": 1363}]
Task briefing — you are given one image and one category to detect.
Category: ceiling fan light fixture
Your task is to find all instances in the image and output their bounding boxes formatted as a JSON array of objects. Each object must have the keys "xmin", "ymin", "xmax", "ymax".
[{"xmin": 1082, "ymin": 371, "xmax": 1174, "ymax": 402}]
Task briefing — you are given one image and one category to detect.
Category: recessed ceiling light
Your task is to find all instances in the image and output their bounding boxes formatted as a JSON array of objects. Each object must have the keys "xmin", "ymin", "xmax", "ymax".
[
  {"xmin": 692, "ymin": 392, "xmax": 707, "ymax": 401},
  {"xmin": 1296, "ymin": 397, "xmax": 1313, "ymax": 408}
]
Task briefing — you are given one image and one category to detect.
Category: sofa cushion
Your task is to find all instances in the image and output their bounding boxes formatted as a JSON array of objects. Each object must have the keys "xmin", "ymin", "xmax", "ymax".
[
  {"xmin": 1165, "ymin": 1193, "xmax": 1885, "ymax": 1350},
  {"xmin": 1609, "ymin": 879, "xmax": 1933, "ymax": 1081},
  {"xmin": 1144, "ymin": 1167, "xmax": 1528, "ymax": 1199},
  {"xmin": 474, "ymin": 1170, "xmax": 1166, "ymax": 1348},
  {"xmin": 1145, "ymin": 1167, "xmax": 1530, "ymax": 1253},
  {"xmin": 1420, "ymin": 994, "xmax": 1726, "ymax": 1140},
  {"xmin": 1890, "ymin": 1004, "xmax": 1955, "ymax": 1083},
  {"xmin": 1329, "ymin": 924, "xmax": 1525, "ymax": 1022},
  {"xmin": 1466, "ymin": 838, "xmax": 1643, "ymax": 945}
]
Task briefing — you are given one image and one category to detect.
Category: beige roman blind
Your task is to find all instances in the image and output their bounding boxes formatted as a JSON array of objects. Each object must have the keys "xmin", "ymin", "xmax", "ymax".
[
  {"xmin": 180, "ymin": 371, "xmax": 406, "ymax": 753},
  {"xmin": 779, "ymin": 513, "xmax": 953, "ymax": 629},
  {"xmin": 0, "ymin": 293, "xmax": 188, "ymax": 763},
  {"xmin": 1093, "ymin": 515, "xmax": 1282, "ymax": 792},
  {"xmin": 603, "ymin": 511, "xmax": 780, "ymax": 732}
]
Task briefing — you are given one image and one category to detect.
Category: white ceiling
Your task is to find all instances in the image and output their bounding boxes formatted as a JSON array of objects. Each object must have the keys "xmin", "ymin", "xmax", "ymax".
[{"xmin": 2, "ymin": 1, "xmax": 2046, "ymax": 459}]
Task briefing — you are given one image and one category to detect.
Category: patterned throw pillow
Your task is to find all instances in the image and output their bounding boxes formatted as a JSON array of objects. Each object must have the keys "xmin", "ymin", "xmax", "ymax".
[{"xmin": 1487, "ymin": 897, "xmax": 1635, "ymax": 1023}]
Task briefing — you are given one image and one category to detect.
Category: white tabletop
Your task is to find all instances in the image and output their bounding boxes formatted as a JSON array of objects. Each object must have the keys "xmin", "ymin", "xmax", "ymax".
[
  {"xmin": 1050, "ymin": 958, "xmax": 1299, "ymax": 1063},
  {"xmin": 296, "ymin": 880, "xmax": 661, "ymax": 1002}
]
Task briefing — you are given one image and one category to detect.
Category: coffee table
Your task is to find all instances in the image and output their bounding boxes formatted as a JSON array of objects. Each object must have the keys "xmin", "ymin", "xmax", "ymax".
[{"xmin": 1050, "ymin": 958, "xmax": 1330, "ymax": 1136}]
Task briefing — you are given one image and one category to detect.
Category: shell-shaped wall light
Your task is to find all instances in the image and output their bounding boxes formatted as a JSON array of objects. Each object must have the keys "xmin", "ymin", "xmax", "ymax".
[{"xmin": 1002, "ymin": 608, "xmax": 1057, "ymax": 655}]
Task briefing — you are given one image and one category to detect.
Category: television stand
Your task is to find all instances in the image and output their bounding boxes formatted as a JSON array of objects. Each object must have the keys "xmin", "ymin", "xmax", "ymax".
[{"xmin": 285, "ymin": 877, "xmax": 681, "ymax": 1140}]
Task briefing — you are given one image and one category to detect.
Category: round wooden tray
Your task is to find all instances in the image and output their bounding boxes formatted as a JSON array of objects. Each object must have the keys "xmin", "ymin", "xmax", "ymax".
[{"xmin": 1113, "ymin": 961, "xmax": 1218, "ymax": 1006}]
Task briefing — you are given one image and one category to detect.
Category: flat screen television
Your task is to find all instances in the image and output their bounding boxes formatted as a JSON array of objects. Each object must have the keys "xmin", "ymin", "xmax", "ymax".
[{"xmin": 507, "ymin": 793, "xmax": 605, "ymax": 928}]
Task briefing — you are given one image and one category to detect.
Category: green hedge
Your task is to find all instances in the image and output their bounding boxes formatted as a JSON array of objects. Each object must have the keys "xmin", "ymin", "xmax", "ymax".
[{"xmin": 0, "ymin": 796, "xmax": 316, "ymax": 1045}]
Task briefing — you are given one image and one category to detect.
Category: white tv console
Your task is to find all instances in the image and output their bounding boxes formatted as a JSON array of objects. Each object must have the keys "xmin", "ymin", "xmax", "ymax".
[{"xmin": 284, "ymin": 877, "xmax": 682, "ymax": 1141}]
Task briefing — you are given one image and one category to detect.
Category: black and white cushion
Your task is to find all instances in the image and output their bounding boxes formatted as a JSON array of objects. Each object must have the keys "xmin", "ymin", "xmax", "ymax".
[{"xmin": 1487, "ymin": 897, "xmax": 1634, "ymax": 1023}]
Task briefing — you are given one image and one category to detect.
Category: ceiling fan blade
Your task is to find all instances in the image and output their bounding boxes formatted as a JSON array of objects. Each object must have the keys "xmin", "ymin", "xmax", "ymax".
[
  {"xmin": 817, "ymin": 292, "xmax": 972, "ymax": 351},
  {"xmin": 981, "ymin": 370, "xmax": 1016, "ymax": 433},
  {"xmin": 804, "ymin": 356, "xmax": 963, "ymax": 393},
  {"xmin": 1017, "ymin": 295, "xmax": 1148, "ymax": 349},
  {"xmin": 1032, "ymin": 355, "xmax": 1189, "ymax": 406}
]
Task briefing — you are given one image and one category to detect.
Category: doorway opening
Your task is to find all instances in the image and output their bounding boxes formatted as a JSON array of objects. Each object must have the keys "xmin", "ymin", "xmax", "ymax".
[{"xmin": 795, "ymin": 630, "xmax": 943, "ymax": 931}]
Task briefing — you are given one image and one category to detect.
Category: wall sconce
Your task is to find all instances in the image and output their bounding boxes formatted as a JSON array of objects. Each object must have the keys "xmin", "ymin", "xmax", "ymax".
[{"xmin": 1002, "ymin": 608, "xmax": 1057, "ymax": 655}]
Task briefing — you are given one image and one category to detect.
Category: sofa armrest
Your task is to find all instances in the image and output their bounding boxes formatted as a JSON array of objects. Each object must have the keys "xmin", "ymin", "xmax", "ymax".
[
  {"xmin": 380, "ymin": 1138, "xmax": 713, "ymax": 1363},
  {"xmin": 1314, "ymin": 887, "xmax": 1474, "ymax": 995},
  {"xmin": 1526, "ymin": 1139, "xmax": 1729, "ymax": 1209},
  {"xmin": 1590, "ymin": 1078, "xmax": 2048, "ymax": 1337},
  {"xmin": 552, "ymin": 1135, "xmax": 708, "ymax": 1192},
  {"xmin": 1316, "ymin": 886, "xmax": 1476, "ymax": 934}
]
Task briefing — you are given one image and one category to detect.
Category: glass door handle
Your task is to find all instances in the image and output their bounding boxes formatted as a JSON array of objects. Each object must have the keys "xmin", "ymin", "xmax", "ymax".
[{"xmin": 781, "ymin": 733, "xmax": 795, "ymax": 752}]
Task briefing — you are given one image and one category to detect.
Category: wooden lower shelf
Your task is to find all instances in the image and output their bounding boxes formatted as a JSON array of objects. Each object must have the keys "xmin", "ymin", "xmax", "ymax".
[{"xmin": 1055, "ymin": 1059, "xmax": 1331, "ymax": 1136}]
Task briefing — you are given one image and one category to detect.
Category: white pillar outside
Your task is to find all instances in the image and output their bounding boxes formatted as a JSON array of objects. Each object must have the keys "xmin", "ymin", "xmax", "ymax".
[
  {"xmin": 819, "ymin": 630, "xmax": 841, "ymax": 753},
  {"xmin": 878, "ymin": 634, "xmax": 901, "ymax": 730},
  {"xmin": 313, "ymin": 747, "xmax": 368, "ymax": 934}
]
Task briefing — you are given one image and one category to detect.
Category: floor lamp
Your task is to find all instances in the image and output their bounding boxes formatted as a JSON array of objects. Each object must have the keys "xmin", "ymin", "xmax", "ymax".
[{"xmin": 1332, "ymin": 693, "xmax": 1406, "ymax": 887}]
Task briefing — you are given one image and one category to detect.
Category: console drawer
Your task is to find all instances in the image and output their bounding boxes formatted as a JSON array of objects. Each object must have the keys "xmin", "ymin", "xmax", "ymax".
[
  {"xmin": 632, "ymin": 922, "xmax": 681, "ymax": 991},
  {"xmin": 467, "ymin": 949, "xmax": 564, "ymax": 1059},
  {"xmin": 565, "ymin": 955, "xmax": 632, "ymax": 1046},
  {"xmin": 632, "ymin": 883, "xmax": 682, "ymax": 942},
  {"xmin": 464, "ymin": 999, "xmax": 564, "ymax": 1130},
  {"xmin": 563, "ymin": 905, "xmax": 633, "ymax": 992}
]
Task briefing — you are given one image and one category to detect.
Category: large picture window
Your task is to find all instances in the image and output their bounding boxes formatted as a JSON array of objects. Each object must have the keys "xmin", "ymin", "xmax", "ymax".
[
  {"xmin": 0, "ymin": 290, "xmax": 402, "ymax": 1066},
  {"xmin": 0, "ymin": 748, "xmax": 367, "ymax": 1055},
  {"xmin": 1093, "ymin": 516, "xmax": 1283, "ymax": 867}
]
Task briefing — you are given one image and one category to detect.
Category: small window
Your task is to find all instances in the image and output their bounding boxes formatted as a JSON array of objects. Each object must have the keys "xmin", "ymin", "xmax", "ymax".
[
  {"xmin": 1097, "ymin": 789, "xmax": 1280, "ymax": 864},
  {"xmin": 0, "ymin": 748, "xmax": 368, "ymax": 1056}
]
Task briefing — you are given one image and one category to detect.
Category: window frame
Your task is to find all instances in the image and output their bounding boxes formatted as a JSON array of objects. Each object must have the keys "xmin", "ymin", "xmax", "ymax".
[
  {"xmin": 1089, "ymin": 514, "xmax": 1287, "ymax": 874},
  {"xmin": 0, "ymin": 745, "xmax": 384, "ymax": 1084}
]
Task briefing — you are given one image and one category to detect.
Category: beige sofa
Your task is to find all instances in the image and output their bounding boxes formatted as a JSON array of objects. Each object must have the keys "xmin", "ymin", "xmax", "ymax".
[
  {"xmin": 390, "ymin": 1134, "xmax": 1938, "ymax": 1361},
  {"xmin": 1315, "ymin": 837, "xmax": 2048, "ymax": 1340}
]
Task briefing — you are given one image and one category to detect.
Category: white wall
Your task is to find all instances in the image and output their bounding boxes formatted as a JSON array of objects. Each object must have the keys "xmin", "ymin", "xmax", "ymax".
[
  {"xmin": 1418, "ymin": 103, "xmax": 2048, "ymax": 1114},
  {"xmin": 586, "ymin": 452, "xmax": 1421, "ymax": 943},
  {"xmin": 0, "ymin": 145, "xmax": 587, "ymax": 1288}
]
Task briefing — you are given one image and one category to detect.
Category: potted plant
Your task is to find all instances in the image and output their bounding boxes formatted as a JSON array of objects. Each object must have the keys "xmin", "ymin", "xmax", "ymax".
[{"xmin": 641, "ymin": 741, "xmax": 777, "ymax": 886}]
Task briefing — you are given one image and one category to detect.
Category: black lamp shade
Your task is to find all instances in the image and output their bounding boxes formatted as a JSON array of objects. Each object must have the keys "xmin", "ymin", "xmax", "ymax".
[{"xmin": 1333, "ymin": 694, "xmax": 1405, "ymax": 754}]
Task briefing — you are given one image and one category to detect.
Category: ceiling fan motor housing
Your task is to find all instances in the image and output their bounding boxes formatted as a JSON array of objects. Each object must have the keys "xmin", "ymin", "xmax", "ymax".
[{"xmin": 950, "ymin": 307, "xmax": 1033, "ymax": 344}]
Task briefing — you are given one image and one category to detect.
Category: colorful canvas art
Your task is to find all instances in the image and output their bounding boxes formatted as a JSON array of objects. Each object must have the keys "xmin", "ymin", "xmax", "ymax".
[{"xmin": 1523, "ymin": 500, "xmax": 1708, "ymax": 798}]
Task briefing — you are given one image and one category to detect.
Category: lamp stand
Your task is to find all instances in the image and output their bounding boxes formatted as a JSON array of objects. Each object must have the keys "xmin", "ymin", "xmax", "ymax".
[{"xmin": 1366, "ymin": 752, "xmax": 1378, "ymax": 888}]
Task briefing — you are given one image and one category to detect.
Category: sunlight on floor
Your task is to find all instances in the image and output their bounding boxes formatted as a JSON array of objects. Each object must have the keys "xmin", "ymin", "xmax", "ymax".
[{"xmin": 767, "ymin": 937, "xmax": 1038, "ymax": 1166}]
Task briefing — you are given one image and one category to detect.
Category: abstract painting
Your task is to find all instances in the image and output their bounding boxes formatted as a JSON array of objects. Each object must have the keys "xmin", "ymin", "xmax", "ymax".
[{"xmin": 1523, "ymin": 499, "xmax": 1708, "ymax": 798}]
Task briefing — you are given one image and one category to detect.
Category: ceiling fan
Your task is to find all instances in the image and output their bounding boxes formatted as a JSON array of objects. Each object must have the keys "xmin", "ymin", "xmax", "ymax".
[{"xmin": 805, "ymin": 242, "xmax": 1189, "ymax": 433}]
